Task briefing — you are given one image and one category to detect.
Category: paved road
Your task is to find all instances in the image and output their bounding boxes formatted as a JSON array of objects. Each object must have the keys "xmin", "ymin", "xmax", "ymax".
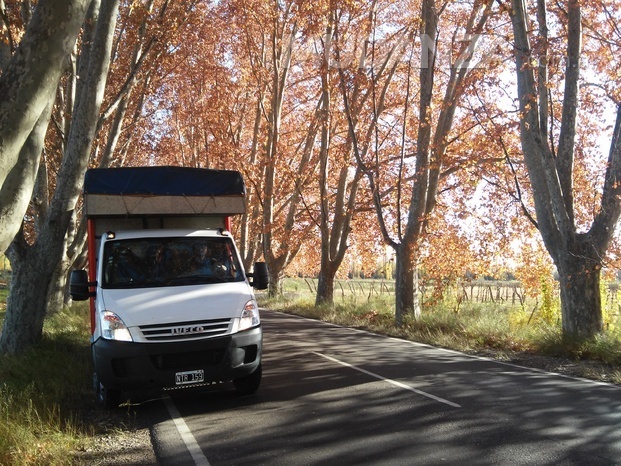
[{"xmin": 148, "ymin": 310, "xmax": 621, "ymax": 465}]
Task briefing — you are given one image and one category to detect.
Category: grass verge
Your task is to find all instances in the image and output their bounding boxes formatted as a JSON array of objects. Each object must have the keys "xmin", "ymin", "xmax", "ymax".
[{"xmin": 0, "ymin": 303, "xmax": 110, "ymax": 466}]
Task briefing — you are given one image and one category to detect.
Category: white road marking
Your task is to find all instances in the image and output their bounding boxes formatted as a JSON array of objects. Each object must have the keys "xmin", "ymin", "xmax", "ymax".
[
  {"xmin": 164, "ymin": 396, "xmax": 211, "ymax": 466},
  {"xmin": 313, "ymin": 351, "xmax": 462, "ymax": 408}
]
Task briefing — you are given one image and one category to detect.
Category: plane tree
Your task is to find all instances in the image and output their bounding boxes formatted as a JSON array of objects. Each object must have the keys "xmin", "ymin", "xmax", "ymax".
[
  {"xmin": 507, "ymin": 0, "xmax": 621, "ymax": 339},
  {"xmin": 335, "ymin": 0, "xmax": 499, "ymax": 325},
  {"xmin": 0, "ymin": 0, "xmax": 120, "ymax": 355},
  {"xmin": 224, "ymin": 0, "xmax": 324, "ymax": 296},
  {"xmin": 311, "ymin": 2, "xmax": 367, "ymax": 306}
]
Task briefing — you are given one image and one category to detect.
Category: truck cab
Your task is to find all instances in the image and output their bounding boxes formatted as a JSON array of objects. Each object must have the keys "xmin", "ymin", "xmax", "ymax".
[{"xmin": 70, "ymin": 167, "xmax": 267, "ymax": 408}]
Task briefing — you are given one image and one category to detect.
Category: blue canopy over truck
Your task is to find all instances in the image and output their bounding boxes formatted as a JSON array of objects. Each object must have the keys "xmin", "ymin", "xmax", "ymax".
[
  {"xmin": 71, "ymin": 166, "xmax": 268, "ymax": 408},
  {"xmin": 83, "ymin": 166, "xmax": 246, "ymax": 215}
]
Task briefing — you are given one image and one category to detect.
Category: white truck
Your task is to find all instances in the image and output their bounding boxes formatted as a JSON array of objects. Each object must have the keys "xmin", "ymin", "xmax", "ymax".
[{"xmin": 70, "ymin": 166, "xmax": 267, "ymax": 408}]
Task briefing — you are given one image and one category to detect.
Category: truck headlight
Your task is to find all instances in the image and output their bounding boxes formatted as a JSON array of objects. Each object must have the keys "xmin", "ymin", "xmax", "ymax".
[
  {"xmin": 100, "ymin": 310, "xmax": 133, "ymax": 341},
  {"xmin": 238, "ymin": 300, "xmax": 260, "ymax": 331}
]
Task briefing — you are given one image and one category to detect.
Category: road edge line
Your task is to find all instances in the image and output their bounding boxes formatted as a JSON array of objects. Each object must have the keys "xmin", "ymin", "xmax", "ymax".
[{"xmin": 163, "ymin": 396, "xmax": 211, "ymax": 466}]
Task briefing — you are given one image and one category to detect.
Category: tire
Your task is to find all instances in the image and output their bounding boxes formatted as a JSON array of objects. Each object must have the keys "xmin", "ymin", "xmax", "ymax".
[
  {"xmin": 93, "ymin": 373, "xmax": 122, "ymax": 409},
  {"xmin": 233, "ymin": 363, "xmax": 262, "ymax": 395}
]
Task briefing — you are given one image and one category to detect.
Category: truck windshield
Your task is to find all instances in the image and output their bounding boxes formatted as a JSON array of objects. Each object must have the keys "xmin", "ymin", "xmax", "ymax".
[{"xmin": 102, "ymin": 237, "xmax": 245, "ymax": 289}]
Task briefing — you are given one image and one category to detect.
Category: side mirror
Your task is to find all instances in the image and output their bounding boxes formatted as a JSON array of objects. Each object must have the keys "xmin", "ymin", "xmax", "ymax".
[
  {"xmin": 70, "ymin": 270, "xmax": 92, "ymax": 301},
  {"xmin": 250, "ymin": 262, "xmax": 269, "ymax": 290}
]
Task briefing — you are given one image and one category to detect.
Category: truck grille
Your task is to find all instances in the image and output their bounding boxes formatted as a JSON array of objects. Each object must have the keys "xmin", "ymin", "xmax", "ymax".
[{"xmin": 139, "ymin": 318, "xmax": 232, "ymax": 341}]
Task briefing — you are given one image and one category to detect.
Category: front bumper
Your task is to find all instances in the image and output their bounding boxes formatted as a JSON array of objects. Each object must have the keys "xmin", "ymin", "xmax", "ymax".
[{"xmin": 92, "ymin": 326, "xmax": 262, "ymax": 391}]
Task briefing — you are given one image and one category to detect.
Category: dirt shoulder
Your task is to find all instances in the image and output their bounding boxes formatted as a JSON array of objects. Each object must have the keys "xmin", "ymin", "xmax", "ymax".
[
  {"xmin": 490, "ymin": 350, "xmax": 621, "ymax": 385},
  {"xmin": 73, "ymin": 407, "xmax": 157, "ymax": 466}
]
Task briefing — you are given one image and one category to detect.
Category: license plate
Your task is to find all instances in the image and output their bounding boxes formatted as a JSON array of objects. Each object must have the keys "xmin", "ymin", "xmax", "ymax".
[{"xmin": 175, "ymin": 369, "xmax": 204, "ymax": 385}]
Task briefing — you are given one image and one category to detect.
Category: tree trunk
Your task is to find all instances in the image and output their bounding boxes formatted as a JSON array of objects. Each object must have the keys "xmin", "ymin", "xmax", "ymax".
[
  {"xmin": 1, "ymin": 243, "xmax": 52, "ymax": 354},
  {"xmin": 46, "ymin": 203, "xmax": 82, "ymax": 315},
  {"xmin": 0, "ymin": 0, "xmax": 120, "ymax": 355},
  {"xmin": 240, "ymin": 98, "xmax": 264, "ymax": 270},
  {"xmin": 557, "ymin": 259, "xmax": 602, "ymax": 339},
  {"xmin": 46, "ymin": 255, "xmax": 72, "ymax": 315},
  {"xmin": 551, "ymin": 236, "xmax": 604, "ymax": 339},
  {"xmin": 394, "ymin": 241, "xmax": 420, "ymax": 326},
  {"xmin": 0, "ymin": 102, "xmax": 51, "ymax": 253},
  {"xmin": 0, "ymin": 0, "xmax": 90, "ymax": 253},
  {"xmin": 267, "ymin": 263, "xmax": 283, "ymax": 298},
  {"xmin": 314, "ymin": 18, "xmax": 358, "ymax": 308},
  {"xmin": 257, "ymin": 15, "xmax": 312, "ymax": 298},
  {"xmin": 316, "ymin": 261, "xmax": 337, "ymax": 307}
]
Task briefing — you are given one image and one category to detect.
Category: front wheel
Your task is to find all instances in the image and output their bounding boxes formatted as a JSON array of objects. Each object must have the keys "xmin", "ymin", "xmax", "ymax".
[
  {"xmin": 94, "ymin": 373, "xmax": 122, "ymax": 409},
  {"xmin": 233, "ymin": 364, "xmax": 262, "ymax": 395}
]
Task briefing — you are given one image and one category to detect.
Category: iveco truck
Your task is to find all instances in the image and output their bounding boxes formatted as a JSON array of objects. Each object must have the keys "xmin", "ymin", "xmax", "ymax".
[{"xmin": 70, "ymin": 166, "xmax": 268, "ymax": 408}]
